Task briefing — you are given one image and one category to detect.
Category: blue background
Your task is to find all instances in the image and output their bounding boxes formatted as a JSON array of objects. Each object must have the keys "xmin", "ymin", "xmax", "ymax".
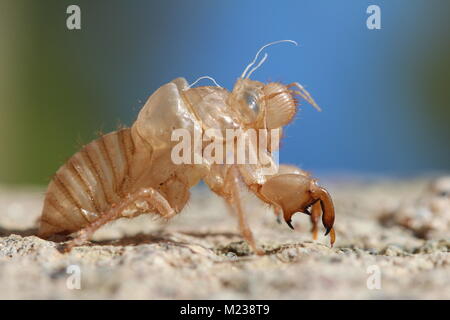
[{"xmin": 1, "ymin": 0, "xmax": 449, "ymax": 184}]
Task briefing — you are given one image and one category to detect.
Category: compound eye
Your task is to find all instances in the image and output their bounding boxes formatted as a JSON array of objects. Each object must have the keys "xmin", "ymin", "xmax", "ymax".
[{"xmin": 244, "ymin": 91, "xmax": 260, "ymax": 115}]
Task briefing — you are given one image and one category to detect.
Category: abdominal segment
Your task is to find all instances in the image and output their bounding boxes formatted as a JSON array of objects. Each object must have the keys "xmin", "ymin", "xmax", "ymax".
[{"xmin": 39, "ymin": 129, "xmax": 136, "ymax": 237}]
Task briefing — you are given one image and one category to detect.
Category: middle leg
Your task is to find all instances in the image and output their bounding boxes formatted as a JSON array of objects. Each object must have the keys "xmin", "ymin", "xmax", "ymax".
[{"xmin": 223, "ymin": 166, "xmax": 264, "ymax": 255}]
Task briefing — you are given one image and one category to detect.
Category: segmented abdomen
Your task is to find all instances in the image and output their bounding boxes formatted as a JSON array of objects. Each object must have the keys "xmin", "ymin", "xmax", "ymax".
[{"xmin": 39, "ymin": 128, "xmax": 135, "ymax": 237}]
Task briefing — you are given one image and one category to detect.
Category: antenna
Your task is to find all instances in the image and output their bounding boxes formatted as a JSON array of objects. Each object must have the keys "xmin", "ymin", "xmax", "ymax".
[
  {"xmin": 186, "ymin": 76, "xmax": 222, "ymax": 89},
  {"xmin": 245, "ymin": 53, "xmax": 268, "ymax": 79},
  {"xmin": 240, "ymin": 40, "xmax": 298, "ymax": 78}
]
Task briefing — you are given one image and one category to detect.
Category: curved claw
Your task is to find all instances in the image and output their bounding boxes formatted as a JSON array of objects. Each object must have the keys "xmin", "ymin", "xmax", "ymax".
[
  {"xmin": 285, "ymin": 218, "xmax": 295, "ymax": 230},
  {"xmin": 283, "ymin": 208, "xmax": 295, "ymax": 230},
  {"xmin": 258, "ymin": 169, "xmax": 336, "ymax": 247},
  {"xmin": 316, "ymin": 187, "xmax": 335, "ymax": 237},
  {"xmin": 304, "ymin": 207, "xmax": 312, "ymax": 216},
  {"xmin": 303, "ymin": 186, "xmax": 336, "ymax": 246},
  {"xmin": 312, "ymin": 187, "xmax": 336, "ymax": 247}
]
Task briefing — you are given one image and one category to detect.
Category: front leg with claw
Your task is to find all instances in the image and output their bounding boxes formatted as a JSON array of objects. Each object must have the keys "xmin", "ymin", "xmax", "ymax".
[{"xmin": 257, "ymin": 168, "xmax": 336, "ymax": 247}]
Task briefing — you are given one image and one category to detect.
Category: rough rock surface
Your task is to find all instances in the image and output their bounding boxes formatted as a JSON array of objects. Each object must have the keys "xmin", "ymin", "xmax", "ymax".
[{"xmin": 0, "ymin": 177, "xmax": 449, "ymax": 299}]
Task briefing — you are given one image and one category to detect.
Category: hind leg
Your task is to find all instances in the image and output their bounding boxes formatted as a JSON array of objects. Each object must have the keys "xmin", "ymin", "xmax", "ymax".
[{"xmin": 63, "ymin": 188, "xmax": 175, "ymax": 252}]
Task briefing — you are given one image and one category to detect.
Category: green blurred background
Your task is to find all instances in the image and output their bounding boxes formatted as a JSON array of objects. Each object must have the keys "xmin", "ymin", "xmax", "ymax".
[{"xmin": 0, "ymin": 0, "xmax": 449, "ymax": 186}]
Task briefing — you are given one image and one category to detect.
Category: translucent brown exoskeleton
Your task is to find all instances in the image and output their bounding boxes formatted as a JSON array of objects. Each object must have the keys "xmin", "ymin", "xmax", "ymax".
[{"xmin": 38, "ymin": 40, "xmax": 335, "ymax": 254}]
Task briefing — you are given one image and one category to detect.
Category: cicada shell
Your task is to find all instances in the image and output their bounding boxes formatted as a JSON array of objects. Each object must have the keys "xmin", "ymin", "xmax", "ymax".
[{"xmin": 39, "ymin": 41, "xmax": 335, "ymax": 253}]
